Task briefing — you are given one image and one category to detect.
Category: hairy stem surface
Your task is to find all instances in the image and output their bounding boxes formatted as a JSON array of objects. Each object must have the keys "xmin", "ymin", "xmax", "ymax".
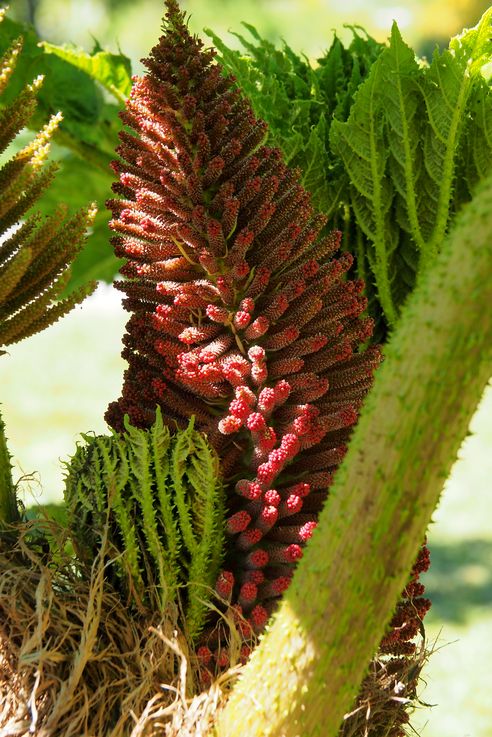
[
  {"xmin": 216, "ymin": 174, "xmax": 492, "ymax": 737},
  {"xmin": 0, "ymin": 407, "xmax": 18, "ymax": 525}
]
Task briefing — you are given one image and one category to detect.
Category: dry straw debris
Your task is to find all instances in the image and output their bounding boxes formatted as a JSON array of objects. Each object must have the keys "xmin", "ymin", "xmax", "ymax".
[
  {"xmin": 0, "ymin": 521, "xmax": 240, "ymax": 737},
  {"xmin": 0, "ymin": 520, "xmax": 431, "ymax": 737}
]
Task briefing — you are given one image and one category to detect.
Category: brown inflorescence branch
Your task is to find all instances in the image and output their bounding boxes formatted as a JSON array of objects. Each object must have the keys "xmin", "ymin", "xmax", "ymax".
[
  {"xmin": 106, "ymin": 0, "xmax": 429, "ymax": 673},
  {"xmin": 0, "ymin": 31, "xmax": 97, "ymax": 351}
]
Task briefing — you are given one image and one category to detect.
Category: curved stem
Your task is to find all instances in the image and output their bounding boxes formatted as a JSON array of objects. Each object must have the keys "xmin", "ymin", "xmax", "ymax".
[
  {"xmin": 216, "ymin": 173, "xmax": 492, "ymax": 737},
  {"xmin": 0, "ymin": 406, "xmax": 18, "ymax": 526}
]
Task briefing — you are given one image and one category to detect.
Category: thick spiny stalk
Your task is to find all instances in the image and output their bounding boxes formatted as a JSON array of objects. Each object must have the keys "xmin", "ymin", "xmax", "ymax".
[{"xmin": 216, "ymin": 170, "xmax": 492, "ymax": 737}]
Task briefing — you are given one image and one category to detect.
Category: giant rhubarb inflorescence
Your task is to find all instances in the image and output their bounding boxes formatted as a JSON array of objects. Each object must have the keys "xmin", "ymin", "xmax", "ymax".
[{"xmin": 106, "ymin": 0, "xmax": 429, "ymax": 669}]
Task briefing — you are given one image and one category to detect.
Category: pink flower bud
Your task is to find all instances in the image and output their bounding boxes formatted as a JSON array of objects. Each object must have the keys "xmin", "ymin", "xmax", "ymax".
[
  {"xmin": 229, "ymin": 398, "xmax": 252, "ymax": 420},
  {"xmin": 218, "ymin": 415, "xmax": 243, "ymax": 434},
  {"xmin": 206, "ymin": 304, "xmax": 229, "ymax": 323},
  {"xmin": 248, "ymin": 345, "xmax": 265, "ymax": 362},
  {"xmin": 245, "ymin": 316, "xmax": 269, "ymax": 340},
  {"xmin": 233, "ymin": 310, "xmax": 252, "ymax": 329},
  {"xmin": 239, "ymin": 582, "xmax": 257, "ymax": 605},
  {"xmin": 235, "ymin": 385, "xmax": 256, "ymax": 406},
  {"xmin": 257, "ymin": 387, "xmax": 275, "ymax": 413},
  {"xmin": 299, "ymin": 521, "xmax": 317, "ymax": 541},
  {"xmin": 263, "ymin": 489, "xmax": 280, "ymax": 507},
  {"xmin": 226, "ymin": 511, "xmax": 252, "ymax": 534},
  {"xmin": 246, "ymin": 412, "xmax": 266, "ymax": 432},
  {"xmin": 239, "ymin": 297, "xmax": 254, "ymax": 313}
]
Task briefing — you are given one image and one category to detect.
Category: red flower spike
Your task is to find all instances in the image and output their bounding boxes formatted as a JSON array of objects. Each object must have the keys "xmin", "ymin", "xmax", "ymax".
[
  {"xmin": 244, "ymin": 549, "xmax": 269, "ymax": 569},
  {"xmin": 239, "ymin": 582, "xmax": 258, "ymax": 606},
  {"xmin": 240, "ymin": 645, "xmax": 252, "ymax": 663},
  {"xmin": 278, "ymin": 495, "xmax": 303, "ymax": 518},
  {"xmin": 234, "ymin": 384, "xmax": 256, "ymax": 406},
  {"xmin": 251, "ymin": 362, "xmax": 268, "ymax": 385},
  {"xmin": 216, "ymin": 571, "xmax": 234, "ymax": 599},
  {"xmin": 241, "ymin": 569, "xmax": 265, "ymax": 585},
  {"xmin": 226, "ymin": 511, "xmax": 252, "ymax": 534},
  {"xmin": 299, "ymin": 521, "xmax": 317, "ymax": 541},
  {"xmin": 246, "ymin": 412, "xmax": 267, "ymax": 433},
  {"xmin": 263, "ymin": 293, "xmax": 289, "ymax": 322},
  {"xmin": 237, "ymin": 529, "xmax": 263, "ymax": 551},
  {"xmin": 245, "ymin": 316, "xmax": 269, "ymax": 340},
  {"xmin": 218, "ymin": 415, "xmax": 243, "ymax": 434},
  {"xmin": 105, "ymin": 0, "xmax": 390, "ymax": 651},
  {"xmin": 258, "ymin": 427, "xmax": 277, "ymax": 452},
  {"xmin": 260, "ymin": 576, "xmax": 292, "ymax": 598},
  {"xmin": 216, "ymin": 650, "xmax": 230, "ymax": 669},
  {"xmin": 263, "ymin": 489, "xmax": 281, "ymax": 507},
  {"xmin": 280, "ymin": 481, "xmax": 311, "ymax": 498},
  {"xmin": 196, "ymin": 645, "xmax": 212, "ymax": 666},
  {"xmin": 275, "ymin": 544, "xmax": 303, "ymax": 563},
  {"xmin": 257, "ymin": 387, "xmax": 275, "ymax": 414},
  {"xmin": 257, "ymin": 505, "xmax": 279, "ymax": 532},
  {"xmin": 262, "ymin": 326, "xmax": 300, "ymax": 351},
  {"xmin": 229, "ymin": 398, "xmax": 253, "ymax": 420},
  {"xmin": 206, "ymin": 304, "xmax": 229, "ymax": 323},
  {"xmin": 239, "ymin": 298, "xmax": 255, "ymax": 313},
  {"xmin": 249, "ymin": 605, "xmax": 269, "ymax": 632},
  {"xmin": 247, "ymin": 345, "xmax": 265, "ymax": 362},
  {"xmin": 234, "ymin": 310, "xmax": 252, "ymax": 329},
  {"xmin": 235, "ymin": 480, "xmax": 263, "ymax": 500}
]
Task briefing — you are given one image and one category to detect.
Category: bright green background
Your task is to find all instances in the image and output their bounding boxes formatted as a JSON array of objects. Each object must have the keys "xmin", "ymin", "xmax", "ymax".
[{"xmin": 2, "ymin": 1, "xmax": 492, "ymax": 735}]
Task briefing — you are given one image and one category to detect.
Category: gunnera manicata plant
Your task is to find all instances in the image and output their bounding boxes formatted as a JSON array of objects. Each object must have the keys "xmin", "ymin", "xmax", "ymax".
[{"xmin": 105, "ymin": 0, "xmax": 430, "ymax": 699}]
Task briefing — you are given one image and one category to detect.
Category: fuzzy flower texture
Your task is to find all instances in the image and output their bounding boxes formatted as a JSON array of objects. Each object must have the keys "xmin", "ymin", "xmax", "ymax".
[{"xmin": 106, "ymin": 0, "xmax": 429, "ymax": 668}]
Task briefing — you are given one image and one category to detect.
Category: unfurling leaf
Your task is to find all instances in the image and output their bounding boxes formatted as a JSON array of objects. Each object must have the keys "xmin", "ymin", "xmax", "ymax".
[{"xmin": 64, "ymin": 410, "xmax": 225, "ymax": 639}]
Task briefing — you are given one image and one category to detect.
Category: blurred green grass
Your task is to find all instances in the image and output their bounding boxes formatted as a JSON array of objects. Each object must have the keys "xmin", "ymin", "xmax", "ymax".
[{"xmin": 0, "ymin": 287, "xmax": 490, "ymax": 736}]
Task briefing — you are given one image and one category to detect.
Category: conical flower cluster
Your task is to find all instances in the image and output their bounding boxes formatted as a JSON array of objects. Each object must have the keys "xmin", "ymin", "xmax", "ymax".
[{"xmin": 106, "ymin": 0, "xmax": 382, "ymax": 652}]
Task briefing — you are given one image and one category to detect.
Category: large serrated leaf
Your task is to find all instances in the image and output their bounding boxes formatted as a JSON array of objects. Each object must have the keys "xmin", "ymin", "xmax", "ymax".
[
  {"xmin": 418, "ymin": 8, "xmax": 492, "ymax": 263},
  {"xmin": 331, "ymin": 56, "xmax": 398, "ymax": 324},
  {"xmin": 41, "ymin": 42, "xmax": 132, "ymax": 103}
]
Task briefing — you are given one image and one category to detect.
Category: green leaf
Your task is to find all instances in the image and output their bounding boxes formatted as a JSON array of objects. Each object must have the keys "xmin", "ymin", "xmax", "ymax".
[
  {"xmin": 64, "ymin": 413, "xmax": 224, "ymax": 635},
  {"xmin": 171, "ymin": 419, "xmax": 199, "ymax": 556},
  {"xmin": 330, "ymin": 11, "xmax": 492, "ymax": 325},
  {"xmin": 212, "ymin": 14, "xmax": 492, "ymax": 335},
  {"xmin": 459, "ymin": 78, "xmax": 492, "ymax": 198},
  {"xmin": 209, "ymin": 21, "xmax": 384, "ymax": 271},
  {"xmin": 41, "ymin": 42, "xmax": 132, "ymax": 104},
  {"xmin": 380, "ymin": 25, "xmax": 423, "ymax": 250},
  {"xmin": 149, "ymin": 408, "xmax": 180, "ymax": 600},
  {"xmin": 124, "ymin": 414, "xmax": 178, "ymax": 610},
  {"xmin": 331, "ymin": 56, "xmax": 398, "ymax": 324},
  {"xmin": 183, "ymin": 430, "xmax": 224, "ymax": 639},
  {"xmin": 417, "ymin": 8, "xmax": 492, "ymax": 264}
]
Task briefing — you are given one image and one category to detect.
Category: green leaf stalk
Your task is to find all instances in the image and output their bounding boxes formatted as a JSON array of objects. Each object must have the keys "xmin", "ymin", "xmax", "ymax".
[{"xmin": 216, "ymin": 170, "xmax": 492, "ymax": 737}]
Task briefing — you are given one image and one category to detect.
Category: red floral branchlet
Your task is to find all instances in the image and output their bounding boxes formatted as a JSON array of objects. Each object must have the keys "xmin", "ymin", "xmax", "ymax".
[
  {"xmin": 106, "ymin": 0, "xmax": 429, "ymax": 674},
  {"xmin": 380, "ymin": 542, "xmax": 431, "ymax": 656}
]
